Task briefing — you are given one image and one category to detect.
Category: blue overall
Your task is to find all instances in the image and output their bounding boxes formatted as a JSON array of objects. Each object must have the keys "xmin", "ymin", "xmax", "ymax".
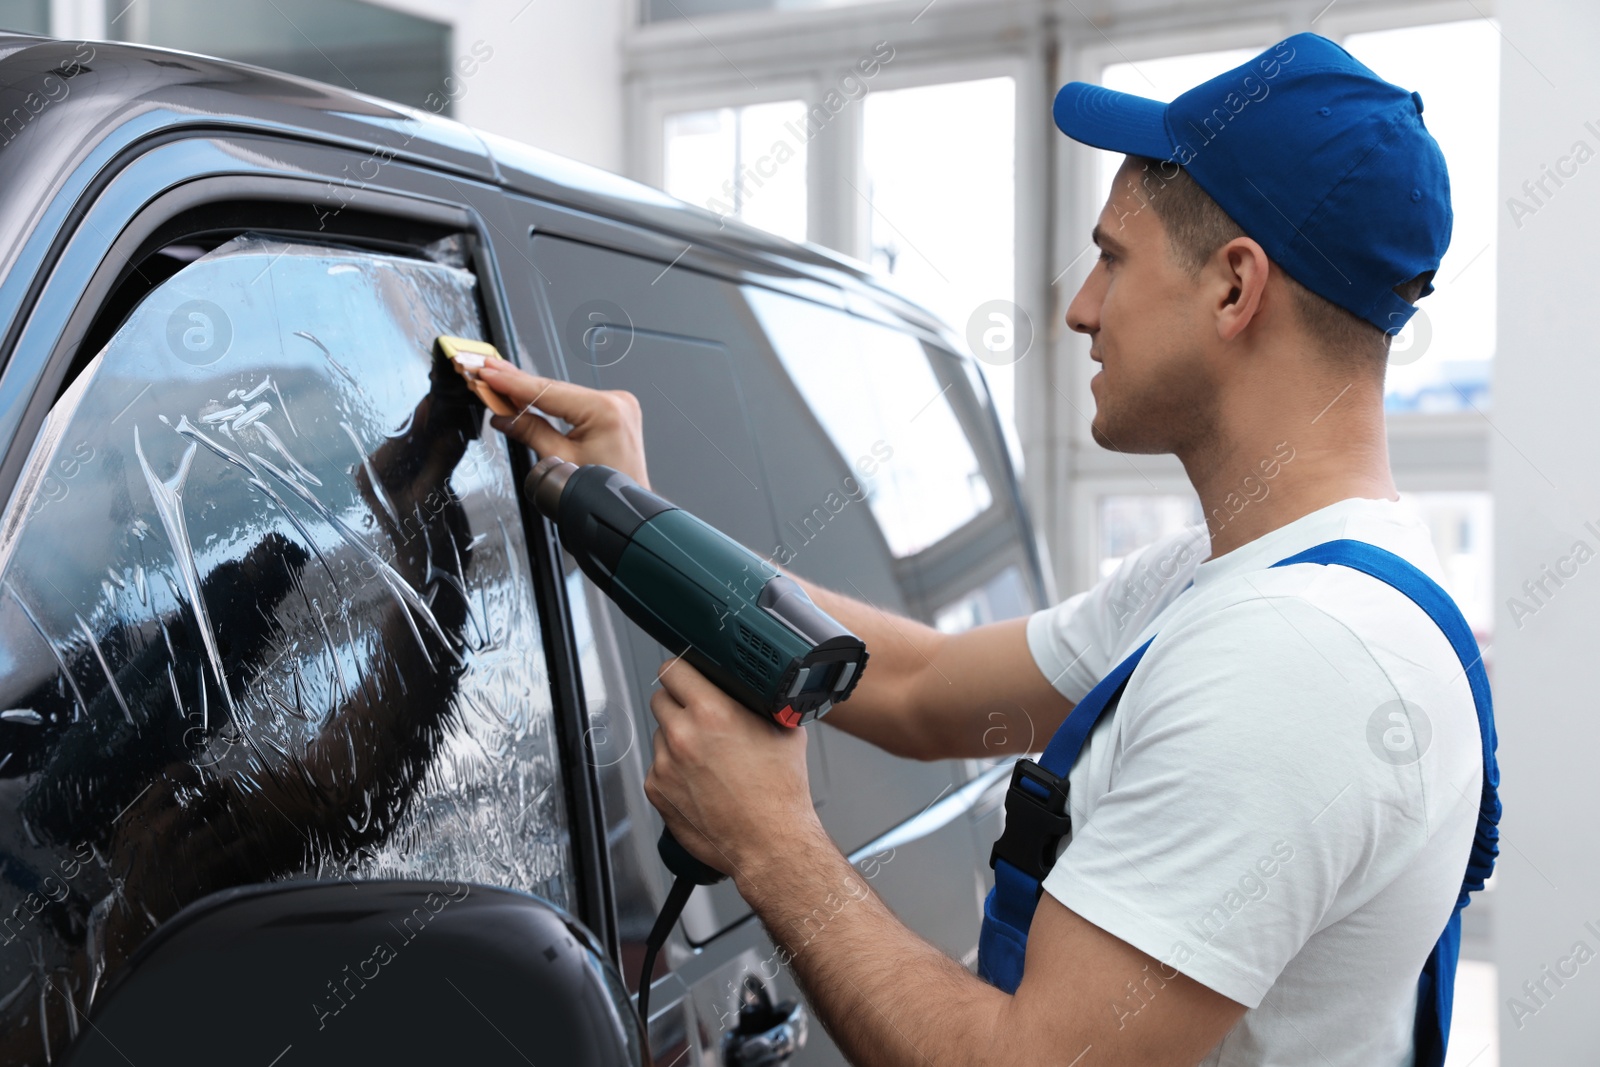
[{"xmin": 976, "ymin": 540, "xmax": 1500, "ymax": 1067}]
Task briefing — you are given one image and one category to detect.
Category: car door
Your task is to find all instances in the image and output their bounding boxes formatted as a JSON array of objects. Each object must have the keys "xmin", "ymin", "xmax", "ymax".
[
  {"xmin": 505, "ymin": 226, "xmax": 826, "ymax": 1065},
  {"xmin": 498, "ymin": 191, "xmax": 1044, "ymax": 1065},
  {"xmin": 0, "ymin": 139, "xmax": 593, "ymax": 1062}
]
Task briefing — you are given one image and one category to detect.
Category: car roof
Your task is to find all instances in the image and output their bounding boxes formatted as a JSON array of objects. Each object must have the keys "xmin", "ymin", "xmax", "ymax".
[{"xmin": 0, "ymin": 33, "xmax": 946, "ymax": 333}]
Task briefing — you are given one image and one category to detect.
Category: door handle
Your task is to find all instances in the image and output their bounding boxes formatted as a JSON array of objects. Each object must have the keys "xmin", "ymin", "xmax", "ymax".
[{"xmin": 722, "ymin": 975, "xmax": 808, "ymax": 1067}]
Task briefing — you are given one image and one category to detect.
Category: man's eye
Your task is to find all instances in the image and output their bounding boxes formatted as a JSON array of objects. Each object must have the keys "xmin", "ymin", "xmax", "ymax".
[{"xmin": 1098, "ymin": 250, "xmax": 1115, "ymax": 266}]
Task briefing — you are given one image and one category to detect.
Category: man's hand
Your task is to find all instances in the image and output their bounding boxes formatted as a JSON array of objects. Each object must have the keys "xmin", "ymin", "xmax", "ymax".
[
  {"xmin": 638, "ymin": 672, "xmax": 1248, "ymax": 1067},
  {"xmin": 643, "ymin": 657, "xmax": 821, "ymax": 881},
  {"xmin": 477, "ymin": 357, "xmax": 652, "ymax": 490}
]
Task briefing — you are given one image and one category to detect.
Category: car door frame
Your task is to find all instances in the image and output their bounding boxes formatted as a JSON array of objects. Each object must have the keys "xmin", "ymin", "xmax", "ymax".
[{"xmin": 0, "ymin": 129, "xmax": 619, "ymax": 961}]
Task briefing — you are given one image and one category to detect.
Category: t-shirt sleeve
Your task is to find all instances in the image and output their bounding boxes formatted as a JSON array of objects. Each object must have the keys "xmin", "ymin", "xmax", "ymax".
[
  {"xmin": 1038, "ymin": 594, "xmax": 1419, "ymax": 1008},
  {"xmin": 1026, "ymin": 529, "xmax": 1205, "ymax": 704}
]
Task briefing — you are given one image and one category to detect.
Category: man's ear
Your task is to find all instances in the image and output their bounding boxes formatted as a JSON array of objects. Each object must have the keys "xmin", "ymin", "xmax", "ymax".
[{"xmin": 1212, "ymin": 236, "xmax": 1270, "ymax": 343}]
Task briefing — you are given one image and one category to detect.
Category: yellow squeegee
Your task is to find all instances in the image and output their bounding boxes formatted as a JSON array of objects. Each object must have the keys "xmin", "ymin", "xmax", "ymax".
[{"xmin": 436, "ymin": 335, "xmax": 516, "ymax": 417}]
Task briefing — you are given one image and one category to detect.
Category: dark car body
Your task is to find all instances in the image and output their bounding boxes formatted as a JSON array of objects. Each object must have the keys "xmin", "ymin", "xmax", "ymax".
[{"xmin": 0, "ymin": 33, "xmax": 1046, "ymax": 1065}]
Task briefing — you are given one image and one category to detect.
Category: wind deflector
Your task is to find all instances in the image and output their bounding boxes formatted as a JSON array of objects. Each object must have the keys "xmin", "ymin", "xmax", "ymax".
[{"xmin": 62, "ymin": 880, "xmax": 646, "ymax": 1066}]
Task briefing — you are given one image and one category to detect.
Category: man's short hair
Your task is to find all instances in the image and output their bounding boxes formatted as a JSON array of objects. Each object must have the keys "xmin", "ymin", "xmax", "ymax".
[{"xmin": 1123, "ymin": 155, "xmax": 1432, "ymax": 369}]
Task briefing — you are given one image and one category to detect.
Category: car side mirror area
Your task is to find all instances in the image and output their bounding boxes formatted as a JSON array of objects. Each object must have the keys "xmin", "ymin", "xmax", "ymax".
[{"xmin": 62, "ymin": 880, "xmax": 646, "ymax": 1066}]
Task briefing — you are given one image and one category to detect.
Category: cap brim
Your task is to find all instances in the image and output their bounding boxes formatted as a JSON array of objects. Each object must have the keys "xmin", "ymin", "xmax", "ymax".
[{"xmin": 1053, "ymin": 82, "xmax": 1175, "ymax": 160}]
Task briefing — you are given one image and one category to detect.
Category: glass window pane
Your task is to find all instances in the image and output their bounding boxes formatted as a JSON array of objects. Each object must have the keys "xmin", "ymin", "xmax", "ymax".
[
  {"xmin": 1342, "ymin": 22, "xmax": 1499, "ymax": 413},
  {"xmin": 1097, "ymin": 493, "xmax": 1203, "ymax": 578},
  {"xmin": 1398, "ymin": 490, "xmax": 1493, "ymax": 644},
  {"xmin": 664, "ymin": 100, "xmax": 808, "ymax": 244},
  {"xmin": 746, "ymin": 285, "xmax": 993, "ymax": 557},
  {"xmin": 109, "ymin": 0, "xmax": 453, "ymax": 114},
  {"xmin": 0, "ymin": 0, "xmax": 47, "ymax": 34},
  {"xmin": 862, "ymin": 77, "xmax": 1016, "ymax": 428},
  {"xmin": 0, "ymin": 236, "xmax": 570, "ymax": 1057},
  {"xmin": 934, "ymin": 564, "xmax": 1031, "ymax": 633}
]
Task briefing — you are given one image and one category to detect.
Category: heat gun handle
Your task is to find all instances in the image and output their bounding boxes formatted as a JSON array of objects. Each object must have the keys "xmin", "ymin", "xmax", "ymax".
[{"xmin": 658, "ymin": 829, "xmax": 727, "ymax": 886}]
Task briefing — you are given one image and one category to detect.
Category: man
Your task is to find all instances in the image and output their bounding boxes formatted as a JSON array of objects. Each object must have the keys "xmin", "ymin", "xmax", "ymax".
[{"xmin": 477, "ymin": 32, "xmax": 1492, "ymax": 1066}]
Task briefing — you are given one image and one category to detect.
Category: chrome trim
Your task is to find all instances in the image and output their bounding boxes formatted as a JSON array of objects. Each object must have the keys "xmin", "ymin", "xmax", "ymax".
[{"xmin": 846, "ymin": 760, "xmax": 1014, "ymax": 865}]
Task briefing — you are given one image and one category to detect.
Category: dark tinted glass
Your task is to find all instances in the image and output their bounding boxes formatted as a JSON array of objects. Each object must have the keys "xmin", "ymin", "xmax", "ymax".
[
  {"xmin": 525, "ymin": 233, "xmax": 1013, "ymax": 951},
  {"xmin": 744, "ymin": 285, "xmax": 993, "ymax": 559},
  {"xmin": 0, "ymin": 236, "xmax": 571, "ymax": 1060}
]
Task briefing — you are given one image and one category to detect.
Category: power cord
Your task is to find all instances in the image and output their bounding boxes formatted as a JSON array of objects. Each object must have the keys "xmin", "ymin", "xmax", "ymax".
[{"xmin": 636, "ymin": 873, "xmax": 696, "ymax": 1030}]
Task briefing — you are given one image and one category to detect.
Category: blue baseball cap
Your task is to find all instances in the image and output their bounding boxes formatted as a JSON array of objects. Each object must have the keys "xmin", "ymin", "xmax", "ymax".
[{"xmin": 1053, "ymin": 32, "xmax": 1450, "ymax": 333}]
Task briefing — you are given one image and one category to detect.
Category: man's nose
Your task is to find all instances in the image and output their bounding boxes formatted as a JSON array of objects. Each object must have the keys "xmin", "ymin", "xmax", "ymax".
[{"xmin": 1065, "ymin": 273, "xmax": 1100, "ymax": 337}]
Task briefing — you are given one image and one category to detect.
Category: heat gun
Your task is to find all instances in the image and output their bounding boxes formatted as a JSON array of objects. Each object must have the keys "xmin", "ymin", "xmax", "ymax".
[
  {"xmin": 523, "ymin": 456, "xmax": 869, "ymax": 1022},
  {"xmin": 525, "ymin": 456, "xmax": 868, "ymax": 737}
]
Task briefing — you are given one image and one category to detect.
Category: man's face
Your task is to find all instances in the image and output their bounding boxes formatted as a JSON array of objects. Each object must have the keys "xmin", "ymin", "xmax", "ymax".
[{"xmin": 1066, "ymin": 157, "xmax": 1217, "ymax": 454}]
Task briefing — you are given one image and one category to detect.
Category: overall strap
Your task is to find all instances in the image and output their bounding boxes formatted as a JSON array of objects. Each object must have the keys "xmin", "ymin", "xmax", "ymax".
[
  {"xmin": 978, "ymin": 636, "xmax": 1154, "ymax": 992},
  {"xmin": 1270, "ymin": 539, "xmax": 1500, "ymax": 1067},
  {"xmin": 1037, "ymin": 636, "xmax": 1157, "ymax": 780},
  {"xmin": 978, "ymin": 535, "xmax": 1499, "ymax": 1067}
]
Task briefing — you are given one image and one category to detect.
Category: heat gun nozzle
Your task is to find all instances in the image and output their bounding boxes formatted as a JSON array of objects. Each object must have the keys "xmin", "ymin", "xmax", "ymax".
[{"xmin": 525, "ymin": 455, "xmax": 577, "ymax": 520}]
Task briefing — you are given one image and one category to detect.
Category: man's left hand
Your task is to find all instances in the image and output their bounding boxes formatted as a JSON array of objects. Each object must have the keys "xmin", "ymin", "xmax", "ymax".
[{"xmin": 644, "ymin": 658, "xmax": 821, "ymax": 883}]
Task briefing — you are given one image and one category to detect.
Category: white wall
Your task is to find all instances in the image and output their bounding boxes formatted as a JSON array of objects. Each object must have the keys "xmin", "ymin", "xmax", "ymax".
[
  {"xmin": 373, "ymin": 0, "xmax": 630, "ymax": 172},
  {"xmin": 1491, "ymin": 0, "xmax": 1600, "ymax": 1060}
]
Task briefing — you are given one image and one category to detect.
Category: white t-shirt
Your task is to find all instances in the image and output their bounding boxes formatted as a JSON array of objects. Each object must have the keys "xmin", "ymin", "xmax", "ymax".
[{"xmin": 1025, "ymin": 497, "xmax": 1483, "ymax": 1066}]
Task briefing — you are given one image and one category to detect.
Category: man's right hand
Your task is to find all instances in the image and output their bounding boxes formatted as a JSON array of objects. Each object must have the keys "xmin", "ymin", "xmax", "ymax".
[{"xmin": 477, "ymin": 357, "xmax": 652, "ymax": 490}]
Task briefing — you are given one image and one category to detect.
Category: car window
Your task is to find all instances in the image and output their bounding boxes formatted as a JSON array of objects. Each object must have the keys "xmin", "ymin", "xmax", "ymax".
[
  {"xmin": 731, "ymin": 285, "xmax": 1027, "ymax": 851},
  {"xmin": 744, "ymin": 285, "xmax": 993, "ymax": 558},
  {"xmin": 524, "ymin": 236, "xmax": 790, "ymax": 964},
  {"xmin": 0, "ymin": 235, "xmax": 572, "ymax": 1059},
  {"xmin": 732, "ymin": 284, "xmax": 1037, "ymax": 974},
  {"xmin": 526, "ymin": 228, "xmax": 1015, "ymax": 925}
]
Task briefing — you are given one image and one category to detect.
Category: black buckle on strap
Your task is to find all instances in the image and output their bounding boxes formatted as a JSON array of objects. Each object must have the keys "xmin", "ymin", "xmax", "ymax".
[{"xmin": 988, "ymin": 758, "xmax": 1073, "ymax": 882}]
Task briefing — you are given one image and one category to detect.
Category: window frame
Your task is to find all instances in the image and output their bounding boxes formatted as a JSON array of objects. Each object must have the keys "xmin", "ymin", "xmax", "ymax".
[
  {"xmin": 624, "ymin": 0, "xmax": 1496, "ymax": 599},
  {"xmin": 636, "ymin": 76, "xmax": 821, "ymax": 236},
  {"xmin": 630, "ymin": 29, "xmax": 1044, "ymax": 279}
]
